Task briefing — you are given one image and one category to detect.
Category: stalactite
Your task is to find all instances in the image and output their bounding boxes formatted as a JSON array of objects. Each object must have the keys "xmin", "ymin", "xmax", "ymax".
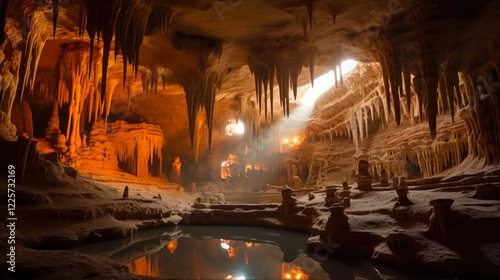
[
  {"xmin": 52, "ymin": 0, "xmax": 60, "ymax": 37},
  {"xmin": 248, "ymin": 36, "xmax": 317, "ymax": 119},
  {"xmin": 168, "ymin": 33, "xmax": 224, "ymax": 149},
  {"xmin": 443, "ymin": 71, "xmax": 456, "ymax": 123},
  {"xmin": 377, "ymin": 49, "xmax": 392, "ymax": 122},
  {"xmin": 0, "ymin": 0, "xmax": 8, "ymax": 45},
  {"xmin": 304, "ymin": 0, "xmax": 315, "ymax": 31},
  {"xmin": 73, "ymin": 0, "xmax": 152, "ymax": 106},
  {"xmin": 17, "ymin": 15, "xmax": 47, "ymax": 102},
  {"xmin": 438, "ymin": 72, "xmax": 448, "ymax": 114},
  {"xmin": 413, "ymin": 76, "xmax": 425, "ymax": 122}
]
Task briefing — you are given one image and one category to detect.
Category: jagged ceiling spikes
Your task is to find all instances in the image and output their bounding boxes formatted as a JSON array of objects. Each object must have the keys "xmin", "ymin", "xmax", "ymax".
[
  {"xmin": 403, "ymin": 66, "xmax": 412, "ymax": 114},
  {"xmin": 204, "ymin": 76, "xmax": 218, "ymax": 149},
  {"xmin": 390, "ymin": 64, "xmax": 401, "ymax": 125},
  {"xmin": 338, "ymin": 62, "xmax": 343, "ymax": 85},
  {"xmin": 424, "ymin": 76, "xmax": 439, "ymax": 138},
  {"xmin": 52, "ymin": 0, "xmax": 60, "ymax": 37},
  {"xmin": 255, "ymin": 71, "xmax": 262, "ymax": 113},
  {"xmin": 452, "ymin": 71, "xmax": 463, "ymax": 109},
  {"xmin": 301, "ymin": 18, "xmax": 307, "ymax": 38},
  {"xmin": 269, "ymin": 66, "xmax": 275, "ymax": 119},
  {"xmin": 438, "ymin": 72, "xmax": 449, "ymax": 114},
  {"xmin": 413, "ymin": 76, "xmax": 424, "ymax": 123},
  {"xmin": 444, "ymin": 72, "xmax": 456, "ymax": 123},
  {"xmin": 78, "ymin": 3, "xmax": 87, "ymax": 37},
  {"xmin": 290, "ymin": 66, "xmax": 300, "ymax": 100},
  {"xmin": 378, "ymin": 52, "xmax": 392, "ymax": 118},
  {"xmin": 304, "ymin": 0, "xmax": 315, "ymax": 31},
  {"xmin": 263, "ymin": 74, "xmax": 269, "ymax": 122},
  {"xmin": 0, "ymin": 0, "xmax": 8, "ymax": 45},
  {"xmin": 309, "ymin": 57, "xmax": 315, "ymax": 88}
]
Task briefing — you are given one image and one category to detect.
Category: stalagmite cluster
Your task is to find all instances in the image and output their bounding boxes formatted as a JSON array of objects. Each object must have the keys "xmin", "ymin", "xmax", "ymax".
[
  {"xmin": 78, "ymin": 120, "xmax": 119, "ymax": 172},
  {"xmin": 45, "ymin": 102, "xmax": 67, "ymax": 153}
]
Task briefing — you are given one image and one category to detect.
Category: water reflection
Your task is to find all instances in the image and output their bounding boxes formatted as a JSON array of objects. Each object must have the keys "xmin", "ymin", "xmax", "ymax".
[
  {"xmin": 72, "ymin": 226, "xmax": 439, "ymax": 280},
  {"xmin": 126, "ymin": 237, "xmax": 326, "ymax": 279}
]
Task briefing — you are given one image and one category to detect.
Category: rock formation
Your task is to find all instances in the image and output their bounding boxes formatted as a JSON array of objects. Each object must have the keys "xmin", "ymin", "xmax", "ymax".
[
  {"xmin": 78, "ymin": 120, "xmax": 119, "ymax": 172},
  {"xmin": 45, "ymin": 102, "xmax": 67, "ymax": 154},
  {"xmin": 0, "ymin": 1, "xmax": 500, "ymax": 279}
]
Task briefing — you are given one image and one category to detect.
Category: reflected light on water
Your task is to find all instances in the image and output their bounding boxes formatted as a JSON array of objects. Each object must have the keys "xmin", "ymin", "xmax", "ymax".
[
  {"xmin": 126, "ymin": 237, "xmax": 318, "ymax": 279},
  {"xmin": 167, "ymin": 240, "xmax": 178, "ymax": 254},
  {"xmin": 127, "ymin": 255, "xmax": 160, "ymax": 277}
]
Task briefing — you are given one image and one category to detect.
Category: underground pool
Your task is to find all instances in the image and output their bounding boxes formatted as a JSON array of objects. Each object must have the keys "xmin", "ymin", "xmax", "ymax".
[{"xmin": 71, "ymin": 225, "xmax": 442, "ymax": 279}]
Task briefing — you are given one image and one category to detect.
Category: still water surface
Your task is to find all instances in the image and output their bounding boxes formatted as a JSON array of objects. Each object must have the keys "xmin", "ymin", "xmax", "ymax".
[{"xmin": 72, "ymin": 226, "xmax": 439, "ymax": 279}]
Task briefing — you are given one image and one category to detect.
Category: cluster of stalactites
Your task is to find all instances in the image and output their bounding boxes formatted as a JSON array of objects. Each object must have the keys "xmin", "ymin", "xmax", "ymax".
[
  {"xmin": 169, "ymin": 33, "xmax": 224, "ymax": 149},
  {"xmin": 17, "ymin": 11, "xmax": 50, "ymax": 102},
  {"xmin": 68, "ymin": 0, "xmax": 154, "ymax": 101},
  {"xmin": 374, "ymin": 2, "xmax": 480, "ymax": 140},
  {"xmin": 247, "ymin": 36, "xmax": 317, "ymax": 121},
  {"xmin": 54, "ymin": 42, "xmax": 99, "ymax": 159}
]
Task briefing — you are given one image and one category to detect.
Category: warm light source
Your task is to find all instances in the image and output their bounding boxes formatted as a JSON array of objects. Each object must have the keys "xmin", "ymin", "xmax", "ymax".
[
  {"xmin": 166, "ymin": 240, "xmax": 178, "ymax": 254},
  {"xmin": 220, "ymin": 239, "xmax": 230, "ymax": 250},
  {"xmin": 226, "ymin": 119, "xmax": 245, "ymax": 136},
  {"xmin": 301, "ymin": 59, "xmax": 358, "ymax": 106},
  {"xmin": 283, "ymin": 138, "xmax": 289, "ymax": 144},
  {"xmin": 292, "ymin": 137, "xmax": 298, "ymax": 144}
]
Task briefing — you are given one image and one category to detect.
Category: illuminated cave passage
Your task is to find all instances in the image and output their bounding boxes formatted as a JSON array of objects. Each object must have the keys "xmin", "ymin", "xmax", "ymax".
[{"xmin": 0, "ymin": 0, "xmax": 500, "ymax": 279}]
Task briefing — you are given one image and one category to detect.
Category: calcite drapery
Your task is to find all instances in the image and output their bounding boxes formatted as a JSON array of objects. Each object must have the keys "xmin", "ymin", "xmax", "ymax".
[
  {"xmin": 79, "ymin": 120, "xmax": 164, "ymax": 178},
  {"xmin": 107, "ymin": 120, "xmax": 164, "ymax": 178}
]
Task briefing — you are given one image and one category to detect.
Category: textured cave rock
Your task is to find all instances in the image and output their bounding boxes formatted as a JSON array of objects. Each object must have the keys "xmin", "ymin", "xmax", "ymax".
[
  {"xmin": 0, "ymin": 1, "xmax": 500, "ymax": 278},
  {"xmin": 0, "ymin": 0, "xmax": 498, "ymax": 177}
]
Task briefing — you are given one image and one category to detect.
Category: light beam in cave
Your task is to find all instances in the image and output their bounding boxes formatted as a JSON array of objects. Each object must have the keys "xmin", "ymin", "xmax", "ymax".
[{"xmin": 301, "ymin": 59, "xmax": 358, "ymax": 106}]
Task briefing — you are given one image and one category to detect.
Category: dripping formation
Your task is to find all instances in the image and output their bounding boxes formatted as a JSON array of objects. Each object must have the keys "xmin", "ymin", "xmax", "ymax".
[
  {"xmin": 0, "ymin": 0, "xmax": 498, "ymax": 179},
  {"xmin": 247, "ymin": 36, "xmax": 317, "ymax": 121}
]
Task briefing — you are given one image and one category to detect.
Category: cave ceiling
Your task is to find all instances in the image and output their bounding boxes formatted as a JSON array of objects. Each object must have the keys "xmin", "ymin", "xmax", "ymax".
[{"xmin": 2, "ymin": 0, "xmax": 499, "ymax": 159}]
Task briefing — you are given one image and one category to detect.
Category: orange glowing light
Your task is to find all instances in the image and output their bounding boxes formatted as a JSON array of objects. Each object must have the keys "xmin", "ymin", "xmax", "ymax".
[
  {"xmin": 245, "ymin": 242, "xmax": 253, "ymax": 247},
  {"xmin": 281, "ymin": 264, "xmax": 308, "ymax": 280},
  {"xmin": 227, "ymin": 247, "xmax": 237, "ymax": 258},
  {"xmin": 283, "ymin": 138, "xmax": 289, "ymax": 144},
  {"xmin": 292, "ymin": 137, "xmax": 298, "ymax": 143},
  {"xmin": 166, "ymin": 240, "xmax": 178, "ymax": 254},
  {"xmin": 127, "ymin": 256, "xmax": 159, "ymax": 277}
]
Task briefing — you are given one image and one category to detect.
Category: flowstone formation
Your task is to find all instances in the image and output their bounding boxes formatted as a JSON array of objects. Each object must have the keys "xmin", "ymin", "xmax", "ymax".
[
  {"xmin": 107, "ymin": 120, "xmax": 164, "ymax": 178},
  {"xmin": 78, "ymin": 120, "xmax": 119, "ymax": 172},
  {"xmin": 78, "ymin": 120, "xmax": 164, "ymax": 178}
]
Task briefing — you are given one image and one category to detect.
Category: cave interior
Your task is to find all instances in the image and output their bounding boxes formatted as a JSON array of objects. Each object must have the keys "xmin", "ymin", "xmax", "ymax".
[{"xmin": 0, "ymin": 0, "xmax": 500, "ymax": 279}]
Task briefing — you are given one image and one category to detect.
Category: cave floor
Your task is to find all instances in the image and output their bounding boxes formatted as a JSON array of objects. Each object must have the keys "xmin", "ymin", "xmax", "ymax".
[{"xmin": 2, "ymin": 164, "xmax": 500, "ymax": 279}]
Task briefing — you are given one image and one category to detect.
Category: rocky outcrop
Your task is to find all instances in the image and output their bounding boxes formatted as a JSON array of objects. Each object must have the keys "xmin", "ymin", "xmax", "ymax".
[{"xmin": 78, "ymin": 120, "xmax": 119, "ymax": 172}]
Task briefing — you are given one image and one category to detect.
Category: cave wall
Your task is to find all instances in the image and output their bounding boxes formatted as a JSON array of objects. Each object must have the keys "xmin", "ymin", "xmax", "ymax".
[
  {"xmin": 307, "ymin": 61, "xmax": 496, "ymax": 180},
  {"xmin": 0, "ymin": 0, "xmax": 499, "ymax": 183}
]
